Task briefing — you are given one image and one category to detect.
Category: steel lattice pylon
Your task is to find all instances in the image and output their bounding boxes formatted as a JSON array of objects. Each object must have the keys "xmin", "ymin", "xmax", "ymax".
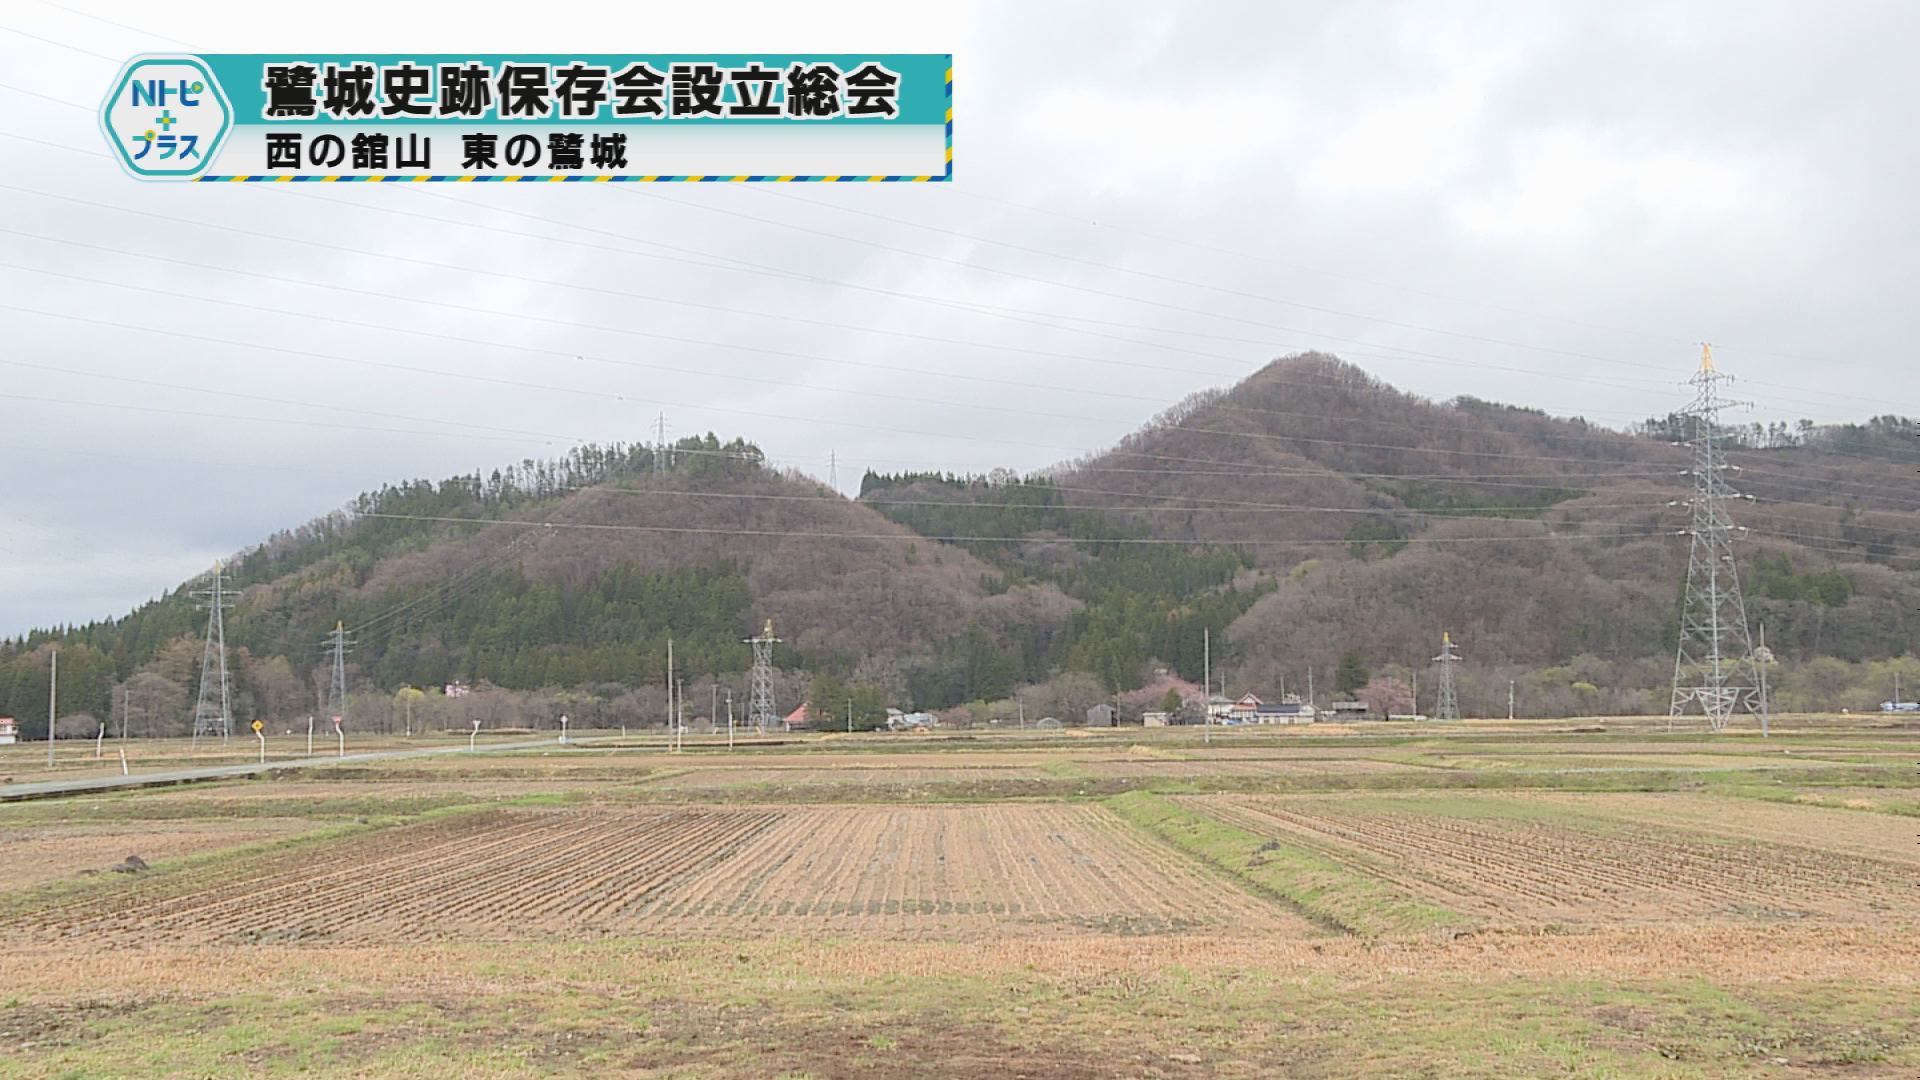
[
  {"xmin": 1431, "ymin": 631, "xmax": 1461, "ymax": 720},
  {"xmin": 191, "ymin": 560, "xmax": 235, "ymax": 743},
  {"xmin": 744, "ymin": 619, "xmax": 780, "ymax": 734},
  {"xmin": 322, "ymin": 621, "xmax": 354, "ymax": 730},
  {"xmin": 1669, "ymin": 345, "xmax": 1762, "ymax": 731}
]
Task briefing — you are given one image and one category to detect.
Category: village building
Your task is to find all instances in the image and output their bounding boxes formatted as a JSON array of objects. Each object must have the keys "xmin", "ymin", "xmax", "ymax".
[{"xmin": 1215, "ymin": 693, "xmax": 1318, "ymax": 725}]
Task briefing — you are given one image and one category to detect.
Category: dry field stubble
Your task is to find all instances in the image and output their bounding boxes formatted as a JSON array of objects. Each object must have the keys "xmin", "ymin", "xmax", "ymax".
[
  {"xmin": 0, "ymin": 818, "xmax": 320, "ymax": 891},
  {"xmin": 5, "ymin": 728, "xmax": 1920, "ymax": 1077},
  {"xmin": 642, "ymin": 765, "xmax": 1049, "ymax": 788},
  {"xmin": 33, "ymin": 803, "xmax": 1307, "ymax": 944},
  {"xmin": 1192, "ymin": 792, "xmax": 1920, "ymax": 926}
]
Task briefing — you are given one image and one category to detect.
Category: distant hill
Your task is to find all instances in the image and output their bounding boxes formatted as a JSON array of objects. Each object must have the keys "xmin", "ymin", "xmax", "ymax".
[
  {"xmin": 2, "ymin": 355, "xmax": 1914, "ymax": 734},
  {"xmin": 863, "ymin": 355, "xmax": 1918, "ymax": 711},
  {"xmin": 0, "ymin": 436, "xmax": 1075, "ymax": 734}
]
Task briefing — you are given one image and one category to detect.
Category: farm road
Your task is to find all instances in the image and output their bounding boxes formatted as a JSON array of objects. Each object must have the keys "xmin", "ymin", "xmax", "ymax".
[{"xmin": 0, "ymin": 735, "xmax": 614, "ymax": 803}]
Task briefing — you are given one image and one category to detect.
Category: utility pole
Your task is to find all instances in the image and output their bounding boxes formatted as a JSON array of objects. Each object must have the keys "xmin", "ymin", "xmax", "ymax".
[
  {"xmin": 1411, "ymin": 671, "xmax": 1418, "ymax": 720},
  {"xmin": 725, "ymin": 689, "xmax": 734, "ymax": 750},
  {"xmin": 46, "ymin": 648, "xmax": 57, "ymax": 767},
  {"xmin": 847, "ymin": 697, "xmax": 853, "ymax": 734},
  {"xmin": 1431, "ymin": 631, "xmax": 1461, "ymax": 721},
  {"xmin": 1508, "ymin": 679, "xmax": 1516, "ymax": 721},
  {"xmin": 1669, "ymin": 344, "xmax": 1763, "ymax": 731},
  {"xmin": 1307, "ymin": 668, "xmax": 1314, "ymax": 714},
  {"xmin": 666, "ymin": 636, "xmax": 674, "ymax": 744},
  {"xmin": 191, "ymin": 560, "xmax": 236, "ymax": 744},
  {"xmin": 1203, "ymin": 627, "xmax": 1212, "ymax": 745},
  {"xmin": 744, "ymin": 619, "xmax": 780, "ymax": 735}
]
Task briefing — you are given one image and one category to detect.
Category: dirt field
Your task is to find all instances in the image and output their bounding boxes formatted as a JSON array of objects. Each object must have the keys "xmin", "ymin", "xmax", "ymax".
[
  {"xmin": 0, "ymin": 818, "xmax": 320, "ymax": 891},
  {"xmin": 1, "ymin": 719, "xmax": 1916, "ymax": 1077},
  {"xmin": 643, "ymin": 765, "xmax": 1049, "ymax": 787},
  {"xmin": 1074, "ymin": 757, "xmax": 1418, "ymax": 777},
  {"xmin": 36, "ymin": 804, "xmax": 1301, "ymax": 943},
  {"xmin": 1193, "ymin": 792, "xmax": 1920, "ymax": 926}
]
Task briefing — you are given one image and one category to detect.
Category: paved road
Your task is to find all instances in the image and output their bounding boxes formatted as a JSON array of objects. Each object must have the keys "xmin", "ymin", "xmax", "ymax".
[{"xmin": 0, "ymin": 737, "xmax": 603, "ymax": 802}]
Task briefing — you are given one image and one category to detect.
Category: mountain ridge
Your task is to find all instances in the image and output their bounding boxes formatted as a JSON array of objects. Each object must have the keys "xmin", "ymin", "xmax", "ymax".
[{"xmin": 3, "ymin": 354, "xmax": 1914, "ymax": 733}]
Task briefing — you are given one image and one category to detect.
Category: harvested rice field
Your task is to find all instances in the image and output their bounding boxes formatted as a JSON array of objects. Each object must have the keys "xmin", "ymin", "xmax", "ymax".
[
  {"xmin": 1188, "ymin": 791, "xmax": 1920, "ymax": 926},
  {"xmin": 0, "ymin": 818, "xmax": 320, "ymax": 891},
  {"xmin": 35, "ymin": 804, "xmax": 1302, "ymax": 943},
  {"xmin": 2, "ymin": 718, "xmax": 1916, "ymax": 1077}
]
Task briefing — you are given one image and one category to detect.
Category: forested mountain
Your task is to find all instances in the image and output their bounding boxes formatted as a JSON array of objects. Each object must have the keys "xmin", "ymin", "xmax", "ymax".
[
  {"xmin": 2, "ymin": 354, "xmax": 1915, "ymax": 736},
  {"xmin": 859, "ymin": 355, "xmax": 1917, "ymax": 714}
]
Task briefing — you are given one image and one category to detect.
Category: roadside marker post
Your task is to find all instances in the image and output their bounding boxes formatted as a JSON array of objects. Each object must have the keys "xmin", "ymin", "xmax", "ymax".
[
  {"xmin": 334, "ymin": 716, "xmax": 344, "ymax": 758},
  {"xmin": 253, "ymin": 719, "xmax": 265, "ymax": 763},
  {"xmin": 95, "ymin": 722, "xmax": 105, "ymax": 759},
  {"xmin": 470, "ymin": 718, "xmax": 480, "ymax": 752},
  {"xmin": 307, "ymin": 715, "xmax": 314, "ymax": 756}
]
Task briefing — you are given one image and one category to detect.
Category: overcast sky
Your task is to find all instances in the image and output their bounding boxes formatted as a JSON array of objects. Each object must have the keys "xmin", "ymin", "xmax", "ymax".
[{"xmin": 0, "ymin": 0, "xmax": 1913, "ymax": 634}]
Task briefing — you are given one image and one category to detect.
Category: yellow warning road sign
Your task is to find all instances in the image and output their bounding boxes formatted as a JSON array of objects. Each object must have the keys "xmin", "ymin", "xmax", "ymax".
[{"xmin": 251, "ymin": 720, "xmax": 264, "ymax": 733}]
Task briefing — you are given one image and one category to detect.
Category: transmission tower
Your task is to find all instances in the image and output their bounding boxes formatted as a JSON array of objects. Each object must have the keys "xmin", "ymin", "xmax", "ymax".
[
  {"xmin": 653, "ymin": 412, "xmax": 670, "ymax": 476},
  {"xmin": 190, "ymin": 560, "xmax": 236, "ymax": 743},
  {"xmin": 1431, "ymin": 631, "xmax": 1461, "ymax": 721},
  {"xmin": 1669, "ymin": 344, "xmax": 1763, "ymax": 731},
  {"xmin": 743, "ymin": 619, "xmax": 780, "ymax": 734},
  {"xmin": 322, "ymin": 621, "xmax": 355, "ymax": 729}
]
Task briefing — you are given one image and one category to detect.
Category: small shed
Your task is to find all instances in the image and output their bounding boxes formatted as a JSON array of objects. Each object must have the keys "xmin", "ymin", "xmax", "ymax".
[
  {"xmin": 0, "ymin": 715, "xmax": 15, "ymax": 745},
  {"xmin": 1085, "ymin": 704, "xmax": 1117, "ymax": 728}
]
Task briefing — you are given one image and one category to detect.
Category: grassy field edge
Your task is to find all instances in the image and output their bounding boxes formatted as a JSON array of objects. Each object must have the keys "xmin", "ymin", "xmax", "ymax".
[{"xmin": 1104, "ymin": 791, "xmax": 1463, "ymax": 937}]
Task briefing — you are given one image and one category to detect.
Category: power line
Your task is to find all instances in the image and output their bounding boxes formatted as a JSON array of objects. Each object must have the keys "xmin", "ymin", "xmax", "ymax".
[
  {"xmin": 945, "ymin": 187, "xmax": 1858, "ymax": 376},
  {"xmin": 7, "ymin": 276, "xmax": 1917, "ymax": 521},
  {"xmin": 7, "ymin": 295, "xmax": 1915, "ymax": 517},
  {"xmin": 0, "ymin": 78, "xmax": 1905, "ymax": 419},
  {"xmin": 0, "ymin": 155, "xmax": 1893, "ymax": 428},
  {"xmin": 0, "ymin": 30, "xmax": 1881, "ymax": 410},
  {"xmin": 578, "ymin": 483, "xmax": 1675, "ymax": 519},
  {"xmin": 357, "ymin": 510, "xmax": 1670, "ymax": 549},
  {"xmin": 0, "ymin": 243, "xmax": 1700, "ymax": 441},
  {"xmin": 30, "ymin": 0, "xmax": 199, "ymax": 48}
]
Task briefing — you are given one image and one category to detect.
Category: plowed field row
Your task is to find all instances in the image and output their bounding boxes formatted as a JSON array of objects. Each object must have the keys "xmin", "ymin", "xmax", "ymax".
[
  {"xmin": 645, "ymin": 767, "xmax": 1045, "ymax": 788},
  {"xmin": 43, "ymin": 805, "xmax": 1309, "ymax": 943},
  {"xmin": 634, "ymin": 804, "xmax": 1297, "ymax": 935},
  {"xmin": 1523, "ymin": 792, "xmax": 1920, "ymax": 866},
  {"xmin": 49, "ymin": 809, "xmax": 777, "ymax": 943},
  {"xmin": 1076, "ymin": 759, "xmax": 1412, "ymax": 777},
  {"xmin": 1196, "ymin": 796, "xmax": 1920, "ymax": 925}
]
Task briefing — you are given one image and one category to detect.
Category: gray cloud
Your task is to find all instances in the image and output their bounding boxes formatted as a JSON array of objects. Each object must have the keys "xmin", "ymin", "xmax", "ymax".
[{"xmin": 1, "ymin": 0, "xmax": 1913, "ymax": 632}]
